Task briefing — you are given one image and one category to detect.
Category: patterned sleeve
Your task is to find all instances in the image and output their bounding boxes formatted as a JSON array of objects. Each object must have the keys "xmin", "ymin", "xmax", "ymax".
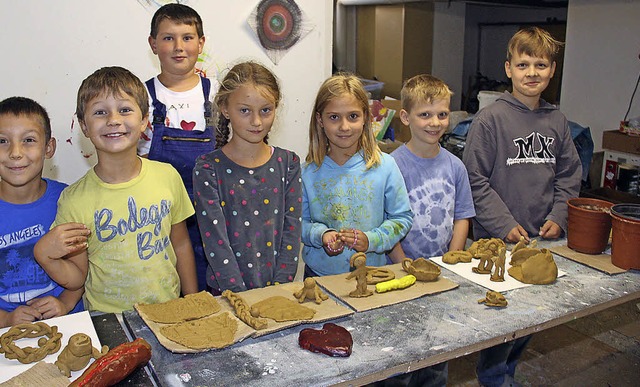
[
  {"xmin": 193, "ymin": 155, "xmax": 246, "ymax": 292},
  {"xmin": 273, "ymin": 151, "xmax": 302, "ymax": 284}
]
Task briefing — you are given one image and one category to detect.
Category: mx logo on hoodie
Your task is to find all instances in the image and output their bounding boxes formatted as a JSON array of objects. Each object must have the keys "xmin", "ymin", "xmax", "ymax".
[{"xmin": 507, "ymin": 131, "xmax": 555, "ymax": 166}]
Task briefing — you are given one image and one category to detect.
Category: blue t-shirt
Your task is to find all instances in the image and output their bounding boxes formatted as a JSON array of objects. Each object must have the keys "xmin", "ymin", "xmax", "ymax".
[
  {"xmin": 392, "ymin": 145, "xmax": 476, "ymax": 258},
  {"xmin": 0, "ymin": 179, "xmax": 83, "ymax": 313}
]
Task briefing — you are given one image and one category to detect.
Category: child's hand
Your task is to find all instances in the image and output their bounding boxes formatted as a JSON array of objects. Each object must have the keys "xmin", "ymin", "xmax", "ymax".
[
  {"xmin": 506, "ymin": 225, "xmax": 529, "ymax": 243},
  {"xmin": 4, "ymin": 306, "xmax": 42, "ymax": 327},
  {"xmin": 27, "ymin": 296, "xmax": 67, "ymax": 320},
  {"xmin": 340, "ymin": 228, "xmax": 369, "ymax": 252},
  {"xmin": 539, "ymin": 220, "xmax": 561, "ymax": 239},
  {"xmin": 322, "ymin": 231, "xmax": 344, "ymax": 256},
  {"xmin": 42, "ymin": 223, "xmax": 90, "ymax": 259}
]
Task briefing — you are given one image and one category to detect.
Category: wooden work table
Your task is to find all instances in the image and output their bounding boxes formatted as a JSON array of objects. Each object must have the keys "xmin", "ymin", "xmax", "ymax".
[{"xmin": 118, "ymin": 239, "xmax": 640, "ymax": 386}]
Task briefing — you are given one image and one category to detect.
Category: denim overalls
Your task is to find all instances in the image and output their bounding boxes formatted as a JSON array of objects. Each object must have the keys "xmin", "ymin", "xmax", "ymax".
[{"xmin": 146, "ymin": 76, "xmax": 215, "ymax": 291}]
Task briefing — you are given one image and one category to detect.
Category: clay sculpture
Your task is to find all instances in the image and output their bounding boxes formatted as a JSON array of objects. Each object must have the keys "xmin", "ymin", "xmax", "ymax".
[
  {"xmin": 511, "ymin": 236, "xmax": 537, "ymax": 254},
  {"xmin": 508, "ymin": 248, "xmax": 558, "ymax": 284},
  {"xmin": 55, "ymin": 333, "xmax": 109, "ymax": 377},
  {"xmin": 298, "ymin": 323, "xmax": 353, "ymax": 357},
  {"xmin": 401, "ymin": 257, "xmax": 441, "ymax": 281},
  {"xmin": 346, "ymin": 253, "xmax": 373, "ymax": 298},
  {"xmin": 478, "ymin": 291, "xmax": 508, "ymax": 307},
  {"xmin": 69, "ymin": 338, "xmax": 152, "ymax": 387},
  {"xmin": 490, "ymin": 247, "xmax": 506, "ymax": 282},
  {"xmin": 294, "ymin": 277, "xmax": 329, "ymax": 304},
  {"xmin": 0, "ymin": 322, "xmax": 62, "ymax": 364},
  {"xmin": 365, "ymin": 267, "xmax": 396, "ymax": 284},
  {"xmin": 222, "ymin": 290, "xmax": 268, "ymax": 330},
  {"xmin": 442, "ymin": 250, "xmax": 473, "ymax": 264},
  {"xmin": 469, "ymin": 238, "xmax": 505, "ymax": 275}
]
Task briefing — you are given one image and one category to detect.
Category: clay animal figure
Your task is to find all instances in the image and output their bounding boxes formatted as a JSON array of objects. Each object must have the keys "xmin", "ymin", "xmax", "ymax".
[
  {"xmin": 478, "ymin": 291, "xmax": 508, "ymax": 307},
  {"xmin": 442, "ymin": 250, "xmax": 473, "ymax": 264},
  {"xmin": 346, "ymin": 253, "xmax": 373, "ymax": 298},
  {"xmin": 490, "ymin": 247, "xmax": 506, "ymax": 282},
  {"xmin": 472, "ymin": 252, "xmax": 494, "ymax": 274},
  {"xmin": 55, "ymin": 333, "xmax": 109, "ymax": 377},
  {"xmin": 402, "ymin": 257, "xmax": 441, "ymax": 281},
  {"xmin": 467, "ymin": 238, "xmax": 506, "ymax": 259},
  {"xmin": 294, "ymin": 277, "xmax": 329, "ymax": 304}
]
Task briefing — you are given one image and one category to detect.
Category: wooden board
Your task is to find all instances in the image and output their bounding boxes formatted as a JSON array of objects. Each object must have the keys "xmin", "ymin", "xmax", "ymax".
[
  {"xmin": 550, "ymin": 245, "xmax": 627, "ymax": 275},
  {"xmin": 135, "ymin": 293, "xmax": 254, "ymax": 354},
  {"xmin": 314, "ymin": 263, "xmax": 458, "ymax": 312},
  {"xmin": 218, "ymin": 282, "xmax": 354, "ymax": 338}
]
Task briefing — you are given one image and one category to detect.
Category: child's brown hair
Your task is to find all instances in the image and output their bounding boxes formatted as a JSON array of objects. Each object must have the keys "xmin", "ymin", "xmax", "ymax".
[
  {"xmin": 150, "ymin": 3, "xmax": 204, "ymax": 38},
  {"xmin": 401, "ymin": 74, "xmax": 453, "ymax": 112},
  {"xmin": 214, "ymin": 61, "xmax": 281, "ymax": 148},
  {"xmin": 507, "ymin": 26, "xmax": 564, "ymax": 62},
  {"xmin": 76, "ymin": 66, "xmax": 149, "ymax": 122},
  {"xmin": 307, "ymin": 73, "xmax": 380, "ymax": 170},
  {"xmin": 0, "ymin": 97, "xmax": 52, "ymax": 142}
]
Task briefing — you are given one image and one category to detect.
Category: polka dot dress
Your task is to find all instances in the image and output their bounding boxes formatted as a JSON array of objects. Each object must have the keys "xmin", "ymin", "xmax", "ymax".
[{"xmin": 193, "ymin": 147, "xmax": 302, "ymax": 292}]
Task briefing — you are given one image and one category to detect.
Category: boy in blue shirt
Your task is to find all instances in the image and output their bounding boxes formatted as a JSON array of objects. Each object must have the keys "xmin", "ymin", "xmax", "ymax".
[
  {"xmin": 0, "ymin": 96, "xmax": 84, "ymax": 327},
  {"xmin": 138, "ymin": 3, "xmax": 217, "ymax": 291}
]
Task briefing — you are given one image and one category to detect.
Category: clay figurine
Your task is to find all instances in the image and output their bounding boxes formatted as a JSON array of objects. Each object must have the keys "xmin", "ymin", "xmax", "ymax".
[
  {"xmin": 401, "ymin": 257, "xmax": 441, "ymax": 281},
  {"xmin": 294, "ymin": 277, "xmax": 329, "ymax": 304},
  {"xmin": 472, "ymin": 252, "xmax": 494, "ymax": 274},
  {"xmin": 55, "ymin": 333, "xmax": 109, "ymax": 377},
  {"xmin": 478, "ymin": 291, "xmax": 508, "ymax": 307},
  {"xmin": 468, "ymin": 238, "xmax": 505, "ymax": 259},
  {"xmin": 490, "ymin": 247, "xmax": 506, "ymax": 282},
  {"xmin": 346, "ymin": 253, "xmax": 373, "ymax": 298}
]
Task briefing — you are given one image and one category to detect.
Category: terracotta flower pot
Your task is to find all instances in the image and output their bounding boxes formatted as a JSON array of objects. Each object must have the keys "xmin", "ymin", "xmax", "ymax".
[
  {"xmin": 610, "ymin": 204, "xmax": 640, "ymax": 270},
  {"xmin": 567, "ymin": 198, "xmax": 614, "ymax": 254}
]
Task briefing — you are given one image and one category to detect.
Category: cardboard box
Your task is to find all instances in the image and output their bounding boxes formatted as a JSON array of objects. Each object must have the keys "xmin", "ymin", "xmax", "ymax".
[{"xmin": 602, "ymin": 130, "xmax": 640, "ymax": 155}]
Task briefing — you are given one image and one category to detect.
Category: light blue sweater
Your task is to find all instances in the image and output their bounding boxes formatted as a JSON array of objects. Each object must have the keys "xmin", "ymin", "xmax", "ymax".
[{"xmin": 302, "ymin": 151, "xmax": 413, "ymax": 275}]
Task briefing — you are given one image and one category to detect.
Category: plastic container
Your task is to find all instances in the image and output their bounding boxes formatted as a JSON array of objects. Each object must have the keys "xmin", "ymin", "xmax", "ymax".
[
  {"xmin": 567, "ymin": 198, "xmax": 614, "ymax": 254},
  {"xmin": 359, "ymin": 78, "xmax": 385, "ymax": 100},
  {"xmin": 477, "ymin": 90, "xmax": 503, "ymax": 111},
  {"xmin": 610, "ymin": 204, "xmax": 640, "ymax": 270}
]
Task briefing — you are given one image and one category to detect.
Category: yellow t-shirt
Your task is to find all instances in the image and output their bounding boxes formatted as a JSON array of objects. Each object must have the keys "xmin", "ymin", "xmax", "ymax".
[{"xmin": 53, "ymin": 158, "xmax": 194, "ymax": 313}]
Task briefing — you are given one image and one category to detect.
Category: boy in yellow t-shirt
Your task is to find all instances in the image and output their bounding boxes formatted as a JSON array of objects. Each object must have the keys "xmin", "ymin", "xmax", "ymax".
[{"xmin": 35, "ymin": 67, "xmax": 197, "ymax": 313}]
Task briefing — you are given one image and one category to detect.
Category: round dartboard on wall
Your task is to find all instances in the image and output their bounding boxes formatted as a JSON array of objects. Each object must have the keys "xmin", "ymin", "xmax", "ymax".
[{"xmin": 256, "ymin": 0, "xmax": 303, "ymax": 51}]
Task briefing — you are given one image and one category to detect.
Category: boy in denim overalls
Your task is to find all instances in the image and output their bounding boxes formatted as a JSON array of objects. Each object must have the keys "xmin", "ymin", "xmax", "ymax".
[{"xmin": 138, "ymin": 3, "xmax": 216, "ymax": 291}]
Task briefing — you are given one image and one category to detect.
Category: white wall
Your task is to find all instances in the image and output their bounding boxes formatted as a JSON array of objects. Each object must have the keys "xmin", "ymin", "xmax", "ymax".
[
  {"xmin": 431, "ymin": 2, "xmax": 466, "ymax": 110},
  {"xmin": 560, "ymin": 0, "xmax": 640, "ymax": 151},
  {"xmin": 0, "ymin": 0, "xmax": 333, "ymax": 184}
]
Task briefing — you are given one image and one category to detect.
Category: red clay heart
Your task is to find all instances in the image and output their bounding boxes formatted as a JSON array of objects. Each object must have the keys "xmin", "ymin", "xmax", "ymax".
[
  {"xmin": 180, "ymin": 120, "xmax": 196, "ymax": 131},
  {"xmin": 298, "ymin": 323, "xmax": 352, "ymax": 357}
]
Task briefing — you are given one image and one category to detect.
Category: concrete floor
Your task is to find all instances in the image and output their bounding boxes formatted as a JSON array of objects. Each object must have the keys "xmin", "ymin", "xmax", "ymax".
[{"xmin": 447, "ymin": 298, "xmax": 640, "ymax": 386}]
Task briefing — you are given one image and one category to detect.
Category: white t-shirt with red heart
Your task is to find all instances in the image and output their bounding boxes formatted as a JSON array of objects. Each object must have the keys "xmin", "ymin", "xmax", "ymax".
[{"xmin": 137, "ymin": 76, "xmax": 217, "ymax": 156}]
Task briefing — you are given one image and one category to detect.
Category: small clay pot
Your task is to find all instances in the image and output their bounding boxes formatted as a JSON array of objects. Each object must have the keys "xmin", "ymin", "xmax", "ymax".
[
  {"xmin": 567, "ymin": 198, "xmax": 614, "ymax": 254},
  {"xmin": 610, "ymin": 204, "xmax": 640, "ymax": 270},
  {"xmin": 402, "ymin": 257, "xmax": 441, "ymax": 281}
]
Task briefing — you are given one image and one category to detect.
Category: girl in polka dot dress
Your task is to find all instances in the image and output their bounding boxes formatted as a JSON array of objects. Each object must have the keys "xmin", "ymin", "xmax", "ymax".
[
  {"xmin": 193, "ymin": 62, "xmax": 302, "ymax": 293},
  {"xmin": 301, "ymin": 74, "xmax": 413, "ymax": 277}
]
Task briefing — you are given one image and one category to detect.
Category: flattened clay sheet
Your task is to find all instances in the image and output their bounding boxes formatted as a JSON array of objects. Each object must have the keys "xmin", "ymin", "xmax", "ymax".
[
  {"xmin": 431, "ymin": 252, "xmax": 567, "ymax": 293},
  {"xmin": 137, "ymin": 306, "xmax": 254, "ymax": 354},
  {"xmin": 218, "ymin": 282, "xmax": 354, "ymax": 338},
  {"xmin": 314, "ymin": 263, "xmax": 458, "ymax": 312},
  {"xmin": 550, "ymin": 245, "xmax": 626, "ymax": 275},
  {"xmin": 135, "ymin": 291, "xmax": 221, "ymax": 323},
  {"xmin": 0, "ymin": 361, "xmax": 69, "ymax": 387}
]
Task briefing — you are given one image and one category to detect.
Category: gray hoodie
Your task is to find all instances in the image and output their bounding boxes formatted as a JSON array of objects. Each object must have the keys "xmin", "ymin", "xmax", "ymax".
[{"xmin": 462, "ymin": 91, "xmax": 581, "ymax": 239}]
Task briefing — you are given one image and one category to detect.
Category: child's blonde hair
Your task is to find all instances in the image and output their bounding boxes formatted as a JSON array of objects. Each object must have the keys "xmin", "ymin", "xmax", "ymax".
[
  {"xmin": 401, "ymin": 74, "xmax": 453, "ymax": 112},
  {"xmin": 76, "ymin": 66, "xmax": 149, "ymax": 122},
  {"xmin": 214, "ymin": 61, "xmax": 281, "ymax": 148},
  {"xmin": 307, "ymin": 73, "xmax": 380, "ymax": 169},
  {"xmin": 507, "ymin": 26, "xmax": 564, "ymax": 62}
]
